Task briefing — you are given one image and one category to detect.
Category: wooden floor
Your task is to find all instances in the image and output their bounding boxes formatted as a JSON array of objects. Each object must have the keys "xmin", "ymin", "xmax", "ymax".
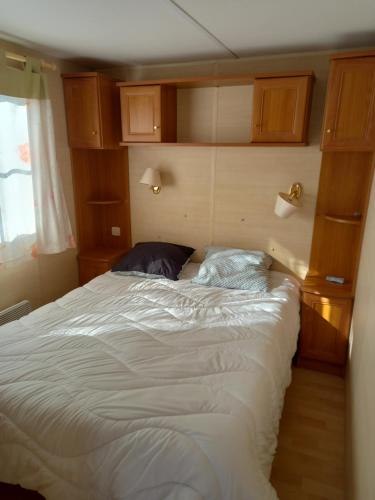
[{"xmin": 270, "ymin": 367, "xmax": 345, "ymax": 500}]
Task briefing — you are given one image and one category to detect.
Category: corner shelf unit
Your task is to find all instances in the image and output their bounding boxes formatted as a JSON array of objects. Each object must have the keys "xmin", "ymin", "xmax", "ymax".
[{"xmin": 307, "ymin": 151, "xmax": 374, "ymax": 294}]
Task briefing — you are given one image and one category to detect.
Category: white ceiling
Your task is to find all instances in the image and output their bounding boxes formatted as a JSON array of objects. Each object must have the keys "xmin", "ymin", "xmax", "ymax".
[{"xmin": 0, "ymin": 0, "xmax": 374, "ymax": 66}]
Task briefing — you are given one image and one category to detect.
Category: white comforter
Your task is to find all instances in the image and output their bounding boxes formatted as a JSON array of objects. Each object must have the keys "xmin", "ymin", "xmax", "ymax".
[{"xmin": 0, "ymin": 268, "xmax": 300, "ymax": 500}]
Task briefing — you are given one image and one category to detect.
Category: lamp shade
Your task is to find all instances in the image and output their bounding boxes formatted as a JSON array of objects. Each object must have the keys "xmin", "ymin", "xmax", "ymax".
[
  {"xmin": 274, "ymin": 192, "xmax": 301, "ymax": 218},
  {"xmin": 139, "ymin": 168, "xmax": 161, "ymax": 187}
]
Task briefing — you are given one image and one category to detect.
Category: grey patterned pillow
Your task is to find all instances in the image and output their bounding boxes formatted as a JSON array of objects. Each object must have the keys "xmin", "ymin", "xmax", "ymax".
[
  {"xmin": 205, "ymin": 247, "xmax": 273, "ymax": 268},
  {"xmin": 192, "ymin": 248, "xmax": 271, "ymax": 292}
]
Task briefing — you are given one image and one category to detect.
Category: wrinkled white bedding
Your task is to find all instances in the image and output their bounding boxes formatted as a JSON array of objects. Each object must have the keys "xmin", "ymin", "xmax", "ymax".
[{"xmin": 0, "ymin": 268, "xmax": 300, "ymax": 500}]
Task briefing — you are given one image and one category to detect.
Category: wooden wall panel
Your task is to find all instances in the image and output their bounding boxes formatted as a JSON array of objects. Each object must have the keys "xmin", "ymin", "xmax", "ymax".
[{"xmin": 128, "ymin": 145, "xmax": 321, "ymax": 276}]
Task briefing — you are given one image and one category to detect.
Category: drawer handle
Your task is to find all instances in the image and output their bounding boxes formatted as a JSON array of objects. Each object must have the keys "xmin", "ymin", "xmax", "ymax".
[
  {"xmin": 153, "ymin": 125, "xmax": 160, "ymax": 130},
  {"xmin": 92, "ymin": 130, "xmax": 97, "ymax": 135}
]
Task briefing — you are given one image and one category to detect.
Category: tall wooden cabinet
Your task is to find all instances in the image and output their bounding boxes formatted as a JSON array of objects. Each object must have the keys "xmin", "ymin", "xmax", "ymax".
[
  {"xmin": 298, "ymin": 51, "xmax": 375, "ymax": 375},
  {"xmin": 321, "ymin": 53, "xmax": 375, "ymax": 151},
  {"xmin": 62, "ymin": 73, "xmax": 131, "ymax": 284},
  {"xmin": 64, "ymin": 72, "xmax": 120, "ymax": 149}
]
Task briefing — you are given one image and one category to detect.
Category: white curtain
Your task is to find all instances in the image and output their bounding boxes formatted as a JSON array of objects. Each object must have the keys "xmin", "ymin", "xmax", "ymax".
[{"xmin": 0, "ymin": 51, "xmax": 75, "ymax": 265}]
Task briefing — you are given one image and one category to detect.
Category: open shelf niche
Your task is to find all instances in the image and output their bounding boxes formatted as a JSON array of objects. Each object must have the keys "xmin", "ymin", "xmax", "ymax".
[
  {"xmin": 71, "ymin": 148, "xmax": 131, "ymax": 257},
  {"xmin": 307, "ymin": 151, "xmax": 374, "ymax": 297}
]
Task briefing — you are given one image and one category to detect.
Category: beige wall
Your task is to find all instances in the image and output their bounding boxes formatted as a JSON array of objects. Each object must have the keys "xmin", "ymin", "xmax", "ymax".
[
  {"xmin": 108, "ymin": 51, "xmax": 331, "ymax": 278},
  {"xmin": 0, "ymin": 40, "xmax": 82, "ymax": 310},
  {"xmin": 348, "ymin": 170, "xmax": 375, "ymax": 500}
]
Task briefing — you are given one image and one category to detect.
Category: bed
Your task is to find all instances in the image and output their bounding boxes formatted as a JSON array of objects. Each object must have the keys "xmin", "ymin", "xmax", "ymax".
[{"xmin": 0, "ymin": 264, "xmax": 300, "ymax": 500}]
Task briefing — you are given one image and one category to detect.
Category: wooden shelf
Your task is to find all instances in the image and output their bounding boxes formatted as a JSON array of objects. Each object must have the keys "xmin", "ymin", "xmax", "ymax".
[
  {"xmin": 79, "ymin": 247, "xmax": 129, "ymax": 262},
  {"xmin": 119, "ymin": 141, "xmax": 307, "ymax": 148},
  {"xmin": 303, "ymin": 276, "xmax": 354, "ymax": 298},
  {"xmin": 87, "ymin": 199, "xmax": 122, "ymax": 205},
  {"xmin": 116, "ymin": 70, "xmax": 314, "ymax": 89},
  {"xmin": 322, "ymin": 214, "xmax": 362, "ymax": 225}
]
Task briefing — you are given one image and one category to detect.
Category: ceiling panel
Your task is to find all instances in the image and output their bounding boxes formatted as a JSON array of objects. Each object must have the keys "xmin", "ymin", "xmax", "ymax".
[
  {"xmin": 176, "ymin": 0, "xmax": 375, "ymax": 55},
  {"xmin": 0, "ymin": 0, "xmax": 229, "ymax": 65},
  {"xmin": 0, "ymin": 0, "xmax": 374, "ymax": 66}
]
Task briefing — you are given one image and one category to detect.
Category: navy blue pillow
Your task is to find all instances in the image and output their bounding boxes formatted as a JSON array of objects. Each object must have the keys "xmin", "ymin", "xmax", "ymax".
[{"xmin": 112, "ymin": 242, "xmax": 195, "ymax": 281}]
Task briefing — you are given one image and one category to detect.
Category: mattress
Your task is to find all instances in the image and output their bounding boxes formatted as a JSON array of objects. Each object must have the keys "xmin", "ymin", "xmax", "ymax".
[{"xmin": 0, "ymin": 266, "xmax": 300, "ymax": 500}]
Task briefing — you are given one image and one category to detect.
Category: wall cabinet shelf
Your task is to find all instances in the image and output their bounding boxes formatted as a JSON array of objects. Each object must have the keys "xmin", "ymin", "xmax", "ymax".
[
  {"xmin": 119, "ymin": 141, "xmax": 308, "ymax": 147},
  {"xmin": 117, "ymin": 71, "xmax": 314, "ymax": 147}
]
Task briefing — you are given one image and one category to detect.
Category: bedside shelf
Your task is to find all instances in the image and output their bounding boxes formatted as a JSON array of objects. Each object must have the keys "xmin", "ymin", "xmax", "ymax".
[
  {"xmin": 79, "ymin": 247, "xmax": 128, "ymax": 262},
  {"xmin": 303, "ymin": 276, "xmax": 354, "ymax": 298},
  {"xmin": 322, "ymin": 214, "xmax": 362, "ymax": 225},
  {"xmin": 87, "ymin": 199, "xmax": 123, "ymax": 205}
]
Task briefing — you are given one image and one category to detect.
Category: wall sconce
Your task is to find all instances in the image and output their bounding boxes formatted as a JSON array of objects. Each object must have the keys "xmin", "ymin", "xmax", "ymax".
[
  {"xmin": 274, "ymin": 182, "xmax": 303, "ymax": 218},
  {"xmin": 140, "ymin": 168, "xmax": 162, "ymax": 194}
]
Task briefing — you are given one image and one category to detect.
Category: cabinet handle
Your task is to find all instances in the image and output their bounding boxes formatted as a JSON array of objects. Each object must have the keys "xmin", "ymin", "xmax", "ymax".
[
  {"xmin": 92, "ymin": 130, "xmax": 97, "ymax": 135},
  {"xmin": 326, "ymin": 128, "xmax": 332, "ymax": 134},
  {"xmin": 153, "ymin": 125, "xmax": 160, "ymax": 130}
]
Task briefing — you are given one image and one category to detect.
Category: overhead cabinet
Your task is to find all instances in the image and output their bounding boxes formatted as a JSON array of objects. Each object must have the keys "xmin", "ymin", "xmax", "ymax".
[
  {"xmin": 251, "ymin": 76, "xmax": 313, "ymax": 143},
  {"xmin": 117, "ymin": 71, "xmax": 314, "ymax": 146},
  {"xmin": 63, "ymin": 73, "xmax": 120, "ymax": 149},
  {"xmin": 321, "ymin": 54, "xmax": 375, "ymax": 151},
  {"xmin": 120, "ymin": 85, "xmax": 176, "ymax": 142}
]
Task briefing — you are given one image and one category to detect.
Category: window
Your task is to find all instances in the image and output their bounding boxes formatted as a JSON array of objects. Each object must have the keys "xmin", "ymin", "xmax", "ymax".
[{"xmin": 0, "ymin": 95, "xmax": 36, "ymax": 258}]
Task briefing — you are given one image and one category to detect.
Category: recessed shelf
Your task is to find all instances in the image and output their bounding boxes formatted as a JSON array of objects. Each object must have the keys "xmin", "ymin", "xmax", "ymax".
[
  {"xmin": 303, "ymin": 275, "xmax": 354, "ymax": 298},
  {"xmin": 87, "ymin": 199, "xmax": 122, "ymax": 205},
  {"xmin": 322, "ymin": 214, "xmax": 362, "ymax": 225}
]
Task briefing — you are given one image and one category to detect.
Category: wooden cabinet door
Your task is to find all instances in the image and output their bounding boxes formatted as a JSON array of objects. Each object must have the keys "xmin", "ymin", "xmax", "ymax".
[
  {"xmin": 63, "ymin": 76, "xmax": 102, "ymax": 148},
  {"xmin": 120, "ymin": 86, "xmax": 161, "ymax": 142},
  {"xmin": 252, "ymin": 76, "xmax": 312, "ymax": 143},
  {"xmin": 322, "ymin": 57, "xmax": 375, "ymax": 151},
  {"xmin": 300, "ymin": 293, "xmax": 352, "ymax": 366}
]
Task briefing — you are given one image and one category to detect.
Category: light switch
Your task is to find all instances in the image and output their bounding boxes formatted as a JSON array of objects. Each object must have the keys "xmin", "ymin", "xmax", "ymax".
[{"xmin": 111, "ymin": 226, "xmax": 121, "ymax": 236}]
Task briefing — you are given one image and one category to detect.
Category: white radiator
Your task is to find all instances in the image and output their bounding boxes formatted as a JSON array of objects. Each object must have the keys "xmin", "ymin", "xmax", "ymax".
[{"xmin": 0, "ymin": 300, "xmax": 32, "ymax": 326}]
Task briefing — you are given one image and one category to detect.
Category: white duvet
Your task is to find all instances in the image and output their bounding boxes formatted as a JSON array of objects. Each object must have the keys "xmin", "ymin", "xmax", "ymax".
[{"xmin": 0, "ymin": 266, "xmax": 300, "ymax": 500}]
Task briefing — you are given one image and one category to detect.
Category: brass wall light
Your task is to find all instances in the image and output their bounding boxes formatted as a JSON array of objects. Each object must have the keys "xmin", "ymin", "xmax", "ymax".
[
  {"xmin": 274, "ymin": 182, "xmax": 303, "ymax": 218},
  {"xmin": 139, "ymin": 168, "xmax": 162, "ymax": 194}
]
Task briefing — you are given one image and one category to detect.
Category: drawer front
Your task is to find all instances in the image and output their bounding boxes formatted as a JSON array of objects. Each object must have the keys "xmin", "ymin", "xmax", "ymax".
[
  {"xmin": 79, "ymin": 260, "xmax": 111, "ymax": 285},
  {"xmin": 300, "ymin": 293, "xmax": 352, "ymax": 365}
]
